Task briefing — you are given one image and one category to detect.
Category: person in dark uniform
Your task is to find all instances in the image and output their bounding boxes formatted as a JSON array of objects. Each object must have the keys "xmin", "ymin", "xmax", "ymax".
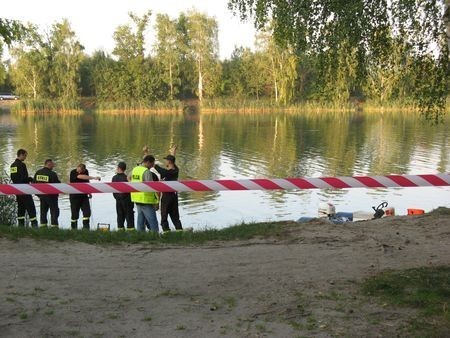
[
  {"xmin": 112, "ymin": 162, "xmax": 135, "ymax": 231},
  {"xmin": 69, "ymin": 164, "xmax": 100, "ymax": 230},
  {"xmin": 34, "ymin": 159, "xmax": 61, "ymax": 228},
  {"xmin": 10, "ymin": 149, "xmax": 38, "ymax": 227},
  {"xmin": 154, "ymin": 145, "xmax": 183, "ymax": 232}
]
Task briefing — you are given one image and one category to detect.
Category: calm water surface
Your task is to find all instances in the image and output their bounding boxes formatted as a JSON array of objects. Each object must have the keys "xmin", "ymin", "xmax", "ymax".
[{"xmin": 0, "ymin": 111, "xmax": 449, "ymax": 229}]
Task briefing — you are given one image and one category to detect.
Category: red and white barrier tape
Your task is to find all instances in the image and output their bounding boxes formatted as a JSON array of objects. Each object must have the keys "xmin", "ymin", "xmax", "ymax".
[{"xmin": 0, "ymin": 174, "xmax": 448, "ymax": 196}]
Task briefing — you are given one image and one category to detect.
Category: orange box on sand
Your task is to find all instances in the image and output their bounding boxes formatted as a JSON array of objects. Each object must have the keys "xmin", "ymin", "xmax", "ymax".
[{"xmin": 407, "ymin": 209, "xmax": 425, "ymax": 215}]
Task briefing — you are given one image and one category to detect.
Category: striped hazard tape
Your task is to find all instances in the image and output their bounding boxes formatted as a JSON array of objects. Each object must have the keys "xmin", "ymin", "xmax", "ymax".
[{"xmin": 0, "ymin": 174, "xmax": 448, "ymax": 195}]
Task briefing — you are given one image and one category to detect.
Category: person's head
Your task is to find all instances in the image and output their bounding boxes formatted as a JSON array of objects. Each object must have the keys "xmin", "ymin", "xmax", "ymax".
[
  {"xmin": 163, "ymin": 155, "xmax": 176, "ymax": 168},
  {"xmin": 142, "ymin": 155, "xmax": 155, "ymax": 169},
  {"xmin": 76, "ymin": 163, "xmax": 87, "ymax": 174},
  {"xmin": 117, "ymin": 161, "xmax": 126, "ymax": 173},
  {"xmin": 44, "ymin": 159, "xmax": 55, "ymax": 170},
  {"xmin": 17, "ymin": 149, "xmax": 28, "ymax": 161}
]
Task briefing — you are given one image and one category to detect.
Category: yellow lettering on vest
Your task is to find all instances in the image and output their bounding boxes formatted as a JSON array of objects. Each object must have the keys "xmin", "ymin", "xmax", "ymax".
[
  {"xmin": 10, "ymin": 167, "xmax": 18, "ymax": 174},
  {"xmin": 36, "ymin": 175, "xmax": 49, "ymax": 182}
]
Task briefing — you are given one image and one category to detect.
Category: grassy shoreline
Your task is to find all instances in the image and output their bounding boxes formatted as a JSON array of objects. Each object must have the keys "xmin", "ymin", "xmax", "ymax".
[
  {"xmin": 3, "ymin": 97, "xmax": 448, "ymax": 115},
  {"xmin": 0, "ymin": 221, "xmax": 291, "ymax": 245},
  {"xmin": 1, "ymin": 209, "xmax": 448, "ymax": 245}
]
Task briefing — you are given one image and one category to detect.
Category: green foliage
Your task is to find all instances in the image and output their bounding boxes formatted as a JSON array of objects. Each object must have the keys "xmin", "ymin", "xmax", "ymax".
[
  {"xmin": 9, "ymin": 20, "xmax": 83, "ymax": 102},
  {"xmin": 2, "ymin": 7, "xmax": 449, "ymax": 112},
  {"xmin": 228, "ymin": 0, "xmax": 449, "ymax": 119},
  {"xmin": 0, "ymin": 18, "xmax": 27, "ymax": 46},
  {"xmin": 184, "ymin": 10, "xmax": 220, "ymax": 101},
  {"xmin": 260, "ymin": 28, "xmax": 298, "ymax": 104},
  {"xmin": 154, "ymin": 14, "xmax": 182, "ymax": 99},
  {"xmin": 9, "ymin": 24, "xmax": 48, "ymax": 99},
  {"xmin": 48, "ymin": 19, "xmax": 84, "ymax": 100},
  {"xmin": 0, "ymin": 172, "xmax": 16, "ymax": 226}
]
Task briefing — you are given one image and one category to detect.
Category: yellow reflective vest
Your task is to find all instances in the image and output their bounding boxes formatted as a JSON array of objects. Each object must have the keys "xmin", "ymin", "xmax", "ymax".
[{"xmin": 130, "ymin": 165, "xmax": 159, "ymax": 204}]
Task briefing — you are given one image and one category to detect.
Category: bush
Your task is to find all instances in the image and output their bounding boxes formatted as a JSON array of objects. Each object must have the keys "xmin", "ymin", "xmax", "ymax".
[{"xmin": 0, "ymin": 170, "xmax": 16, "ymax": 226}]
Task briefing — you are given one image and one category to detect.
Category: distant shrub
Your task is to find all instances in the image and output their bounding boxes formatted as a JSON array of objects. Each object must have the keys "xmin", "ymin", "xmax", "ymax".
[{"xmin": 0, "ymin": 170, "xmax": 16, "ymax": 226}]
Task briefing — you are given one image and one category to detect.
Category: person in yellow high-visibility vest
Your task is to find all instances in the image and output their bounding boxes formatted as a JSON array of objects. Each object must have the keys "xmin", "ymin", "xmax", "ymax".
[{"xmin": 130, "ymin": 155, "xmax": 159, "ymax": 232}]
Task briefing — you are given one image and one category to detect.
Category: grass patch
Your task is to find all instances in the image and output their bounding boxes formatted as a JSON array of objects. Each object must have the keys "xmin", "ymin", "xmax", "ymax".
[
  {"xmin": 96, "ymin": 100, "xmax": 183, "ymax": 114},
  {"xmin": 11, "ymin": 99, "xmax": 82, "ymax": 114},
  {"xmin": 362, "ymin": 266, "xmax": 450, "ymax": 336},
  {"xmin": 0, "ymin": 221, "xmax": 290, "ymax": 245},
  {"xmin": 428, "ymin": 207, "xmax": 450, "ymax": 216}
]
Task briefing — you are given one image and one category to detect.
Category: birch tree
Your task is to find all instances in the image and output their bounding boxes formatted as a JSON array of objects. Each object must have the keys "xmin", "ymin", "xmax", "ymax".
[
  {"xmin": 185, "ymin": 11, "xmax": 219, "ymax": 101},
  {"xmin": 154, "ymin": 14, "xmax": 181, "ymax": 100}
]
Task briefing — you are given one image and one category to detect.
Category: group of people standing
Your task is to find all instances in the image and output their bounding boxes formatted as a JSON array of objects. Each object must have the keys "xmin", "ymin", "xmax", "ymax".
[{"xmin": 9, "ymin": 145, "xmax": 183, "ymax": 233}]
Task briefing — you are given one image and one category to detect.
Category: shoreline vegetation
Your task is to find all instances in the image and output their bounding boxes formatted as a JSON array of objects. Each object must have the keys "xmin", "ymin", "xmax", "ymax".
[
  {"xmin": 1, "ymin": 208, "xmax": 448, "ymax": 245},
  {"xmin": 3, "ymin": 97, "xmax": 448, "ymax": 115},
  {"xmin": 0, "ymin": 221, "xmax": 290, "ymax": 245},
  {"xmin": 2, "ymin": 7, "xmax": 448, "ymax": 122}
]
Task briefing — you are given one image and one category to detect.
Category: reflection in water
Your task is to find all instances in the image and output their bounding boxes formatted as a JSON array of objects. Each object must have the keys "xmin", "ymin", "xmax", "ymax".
[{"xmin": 0, "ymin": 111, "xmax": 449, "ymax": 229}]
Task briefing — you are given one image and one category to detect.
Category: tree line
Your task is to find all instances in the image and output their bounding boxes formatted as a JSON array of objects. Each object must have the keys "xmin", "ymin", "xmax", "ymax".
[{"xmin": 0, "ymin": 8, "xmax": 448, "ymax": 110}]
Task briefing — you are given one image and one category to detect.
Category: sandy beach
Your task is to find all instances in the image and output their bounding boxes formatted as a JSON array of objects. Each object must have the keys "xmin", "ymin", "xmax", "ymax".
[{"xmin": 0, "ymin": 212, "xmax": 449, "ymax": 337}]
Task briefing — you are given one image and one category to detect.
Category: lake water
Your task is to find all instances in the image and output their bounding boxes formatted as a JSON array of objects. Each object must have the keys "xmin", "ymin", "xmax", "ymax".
[{"xmin": 0, "ymin": 111, "xmax": 449, "ymax": 230}]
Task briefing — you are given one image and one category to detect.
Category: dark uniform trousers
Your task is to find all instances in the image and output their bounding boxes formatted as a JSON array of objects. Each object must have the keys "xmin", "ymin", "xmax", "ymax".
[
  {"xmin": 160, "ymin": 192, "xmax": 182, "ymax": 231},
  {"xmin": 16, "ymin": 195, "xmax": 38, "ymax": 227},
  {"xmin": 70, "ymin": 195, "xmax": 91, "ymax": 229},
  {"xmin": 39, "ymin": 196, "xmax": 59, "ymax": 227},
  {"xmin": 116, "ymin": 198, "xmax": 135, "ymax": 229}
]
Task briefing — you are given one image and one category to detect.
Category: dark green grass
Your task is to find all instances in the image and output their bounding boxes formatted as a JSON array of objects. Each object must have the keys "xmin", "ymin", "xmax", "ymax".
[
  {"xmin": 0, "ymin": 222, "xmax": 289, "ymax": 245},
  {"xmin": 428, "ymin": 207, "xmax": 450, "ymax": 216},
  {"xmin": 362, "ymin": 266, "xmax": 450, "ymax": 337}
]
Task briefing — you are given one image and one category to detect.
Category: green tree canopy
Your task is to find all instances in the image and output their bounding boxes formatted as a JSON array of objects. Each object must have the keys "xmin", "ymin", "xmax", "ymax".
[
  {"xmin": 0, "ymin": 18, "xmax": 27, "ymax": 46},
  {"xmin": 228, "ymin": 0, "xmax": 450, "ymax": 121}
]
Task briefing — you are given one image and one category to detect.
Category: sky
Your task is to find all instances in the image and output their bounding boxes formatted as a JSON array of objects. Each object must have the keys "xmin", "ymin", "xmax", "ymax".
[{"xmin": 3, "ymin": 0, "xmax": 257, "ymax": 59}]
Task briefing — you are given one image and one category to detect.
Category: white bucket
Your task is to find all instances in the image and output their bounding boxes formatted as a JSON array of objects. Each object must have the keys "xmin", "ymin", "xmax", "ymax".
[{"xmin": 318, "ymin": 202, "xmax": 336, "ymax": 218}]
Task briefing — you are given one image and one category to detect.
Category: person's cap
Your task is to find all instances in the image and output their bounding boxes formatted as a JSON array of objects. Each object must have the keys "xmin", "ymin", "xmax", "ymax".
[
  {"xmin": 117, "ymin": 161, "xmax": 127, "ymax": 171},
  {"xmin": 164, "ymin": 155, "xmax": 176, "ymax": 163}
]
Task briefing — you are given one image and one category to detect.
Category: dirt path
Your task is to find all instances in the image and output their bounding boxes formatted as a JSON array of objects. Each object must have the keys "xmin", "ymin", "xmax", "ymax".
[{"xmin": 0, "ymin": 213, "xmax": 449, "ymax": 337}]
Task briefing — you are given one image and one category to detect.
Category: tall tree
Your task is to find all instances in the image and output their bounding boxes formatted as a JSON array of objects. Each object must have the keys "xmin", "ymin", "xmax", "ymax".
[
  {"xmin": 364, "ymin": 38, "xmax": 414, "ymax": 102},
  {"xmin": 241, "ymin": 50, "xmax": 269, "ymax": 100},
  {"xmin": 112, "ymin": 11, "xmax": 152, "ymax": 103},
  {"xmin": 10, "ymin": 25, "xmax": 48, "ymax": 99},
  {"xmin": 154, "ymin": 14, "xmax": 181, "ymax": 100},
  {"xmin": 185, "ymin": 11, "xmax": 219, "ymax": 101},
  {"xmin": 256, "ymin": 28, "xmax": 298, "ymax": 104},
  {"xmin": 48, "ymin": 19, "xmax": 84, "ymax": 99}
]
